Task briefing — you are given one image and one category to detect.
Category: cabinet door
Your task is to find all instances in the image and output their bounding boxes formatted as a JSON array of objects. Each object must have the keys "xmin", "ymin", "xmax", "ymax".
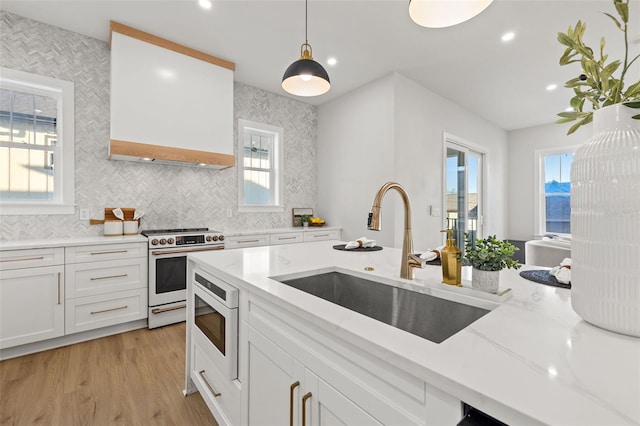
[
  {"xmin": 304, "ymin": 371, "xmax": 383, "ymax": 426},
  {"xmin": 225, "ymin": 235, "xmax": 270, "ymax": 249},
  {"xmin": 271, "ymin": 232, "xmax": 304, "ymax": 245},
  {"xmin": 246, "ymin": 325, "xmax": 304, "ymax": 426},
  {"xmin": 65, "ymin": 257, "xmax": 147, "ymax": 299},
  {"xmin": 0, "ymin": 266, "xmax": 64, "ymax": 348},
  {"xmin": 302, "ymin": 230, "xmax": 340, "ymax": 242}
]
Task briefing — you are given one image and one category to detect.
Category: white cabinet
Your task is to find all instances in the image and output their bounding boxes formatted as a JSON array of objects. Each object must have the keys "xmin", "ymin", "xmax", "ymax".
[
  {"xmin": 241, "ymin": 294, "xmax": 458, "ymax": 426},
  {"xmin": 191, "ymin": 328, "xmax": 241, "ymax": 426},
  {"xmin": 270, "ymin": 232, "xmax": 303, "ymax": 245},
  {"xmin": 303, "ymin": 229, "xmax": 340, "ymax": 242},
  {"xmin": 224, "ymin": 234, "xmax": 271, "ymax": 249},
  {"xmin": 225, "ymin": 229, "xmax": 341, "ymax": 250},
  {"xmin": 245, "ymin": 324, "xmax": 382, "ymax": 426},
  {"xmin": 65, "ymin": 242, "xmax": 147, "ymax": 334},
  {"xmin": 245, "ymin": 324, "xmax": 301, "ymax": 425},
  {"xmin": 0, "ymin": 248, "xmax": 65, "ymax": 349}
]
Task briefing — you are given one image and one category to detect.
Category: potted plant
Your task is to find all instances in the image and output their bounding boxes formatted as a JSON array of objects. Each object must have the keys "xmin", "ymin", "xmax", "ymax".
[
  {"xmin": 464, "ymin": 234, "xmax": 521, "ymax": 293},
  {"xmin": 556, "ymin": 0, "xmax": 640, "ymax": 134},
  {"xmin": 301, "ymin": 214, "xmax": 311, "ymax": 227}
]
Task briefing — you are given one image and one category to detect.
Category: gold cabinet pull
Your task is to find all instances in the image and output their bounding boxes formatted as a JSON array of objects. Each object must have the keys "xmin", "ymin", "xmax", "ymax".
[
  {"xmin": 278, "ymin": 236, "xmax": 297, "ymax": 240},
  {"xmin": 238, "ymin": 239, "xmax": 260, "ymax": 244},
  {"xmin": 57, "ymin": 272, "xmax": 61, "ymax": 305},
  {"xmin": 0, "ymin": 256, "xmax": 44, "ymax": 263},
  {"xmin": 198, "ymin": 370, "xmax": 221, "ymax": 397},
  {"xmin": 301, "ymin": 392, "xmax": 312, "ymax": 426},
  {"xmin": 90, "ymin": 273, "xmax": 128, "ymax": 281},
  {"xmin": 289, "ymin": 381, "xmax": 300, "ymax": 426},
  {"xmin": 90, "ymin": 250, "xmax": 128, "ymax": 255},
  {"xmin": 90, "ymin": 305, "xmax": 128, "ymax": 315},
  {"xmin": 312, "ymin": 234, "xmax": 329, "ymax": 238}
]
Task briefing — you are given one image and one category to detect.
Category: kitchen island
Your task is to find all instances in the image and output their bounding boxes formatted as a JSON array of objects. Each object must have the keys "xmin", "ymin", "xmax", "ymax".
[{"xmin": 187, "ymin": 240, "xmax": 639, "ymax": 426}]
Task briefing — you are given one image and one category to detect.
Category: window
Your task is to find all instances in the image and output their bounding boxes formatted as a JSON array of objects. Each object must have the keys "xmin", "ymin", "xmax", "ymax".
[
  {"xmin": 237, "ymin": 119, "xmax": 283, "ymax": 212},
  {"xmin": 534, "ymin": 147, "xmax": 578, "ymax": 236},
  {"xmin": 443, "ymin": 134, "xmax": 485, "ymax": 253},
  {"xmin": 0, "ymin": 67, "xmax": 75, "ymax": 215}
]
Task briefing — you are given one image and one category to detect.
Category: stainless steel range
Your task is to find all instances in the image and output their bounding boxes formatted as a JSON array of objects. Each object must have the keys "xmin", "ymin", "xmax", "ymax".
[{"xmin": 141, "ymin": 228, "xmax": 225, "ymax": 329}]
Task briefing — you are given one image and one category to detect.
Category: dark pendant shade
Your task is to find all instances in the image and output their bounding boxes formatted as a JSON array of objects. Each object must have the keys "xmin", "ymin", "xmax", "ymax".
[{"xmin": 282, "ymin": 57, "xmax": 331, "ymax": 97}]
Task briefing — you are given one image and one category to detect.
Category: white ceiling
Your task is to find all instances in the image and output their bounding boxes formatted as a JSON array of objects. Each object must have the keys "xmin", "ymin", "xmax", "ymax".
[{"xmin": 2, "ymin": 0, "xmax": 638, "ymax": 131}]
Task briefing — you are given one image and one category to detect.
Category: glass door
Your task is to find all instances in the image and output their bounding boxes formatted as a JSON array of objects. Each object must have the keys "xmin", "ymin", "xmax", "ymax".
[{"xmin": 445, "ymin": 140, "xmax": 484, "ymax": 253}]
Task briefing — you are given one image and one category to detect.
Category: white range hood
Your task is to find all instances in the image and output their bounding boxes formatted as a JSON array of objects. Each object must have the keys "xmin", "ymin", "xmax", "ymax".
[{"xmin": 108, "ymin": 22, "xmax": 235, "ymax": 169}]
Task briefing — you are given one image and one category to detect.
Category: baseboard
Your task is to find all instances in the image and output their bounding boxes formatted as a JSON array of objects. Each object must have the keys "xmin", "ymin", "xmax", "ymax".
[{"xmin": 0, "ymin": 319, "xmax": 148, "ymax": 361}]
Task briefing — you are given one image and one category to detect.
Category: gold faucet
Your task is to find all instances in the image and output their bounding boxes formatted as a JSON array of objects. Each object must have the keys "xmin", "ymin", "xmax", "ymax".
[{"xmin": 368, "ymin": 182, "xmax": 425, "ymax": 279}]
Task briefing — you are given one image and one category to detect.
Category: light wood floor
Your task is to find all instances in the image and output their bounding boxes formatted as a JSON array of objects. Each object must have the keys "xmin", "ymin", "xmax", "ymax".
[{"xmin": 0, "ymin": 323, "xmax": 218, "ymax": 426}]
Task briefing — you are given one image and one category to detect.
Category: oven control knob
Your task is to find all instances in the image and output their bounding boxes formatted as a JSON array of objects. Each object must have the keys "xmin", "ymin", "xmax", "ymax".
[
  {"xmin": 206, "ymin": 235, "xmax": 212, "ymax": 242},
  {"xmin": 167, "ymin": 238, "xmax": 175, "ymax": 244},
  {"xmin": 160, "ymin": 238, "xmax": 167, "ymax": 245},
  {"xmin": 212, "ymin": 235, "xmax": 219, "ymax": 241},
  {"xmin": 219, "ymin": 235, "xmax": 225, "ymax": 241},
  {"xmin": 151, "ymin": 239, "xmax": 159, "ymax": 246}
]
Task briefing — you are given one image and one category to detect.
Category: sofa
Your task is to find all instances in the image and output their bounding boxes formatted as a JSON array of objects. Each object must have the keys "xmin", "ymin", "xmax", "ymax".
[{"xmin": 524, "ymin": 237, "xmax": 571, "ymax": 268}]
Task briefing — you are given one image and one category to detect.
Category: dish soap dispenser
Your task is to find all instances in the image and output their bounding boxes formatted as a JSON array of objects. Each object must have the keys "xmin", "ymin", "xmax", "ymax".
[{"xmin": 440, "ymin": 229, "xmax": 462, "ymax": 286}]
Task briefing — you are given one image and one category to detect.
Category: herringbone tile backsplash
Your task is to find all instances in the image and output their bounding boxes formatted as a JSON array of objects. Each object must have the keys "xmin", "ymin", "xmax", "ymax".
[{"xmin": 0, "ymin": 12, "xmax": 317, "ymax": 240}]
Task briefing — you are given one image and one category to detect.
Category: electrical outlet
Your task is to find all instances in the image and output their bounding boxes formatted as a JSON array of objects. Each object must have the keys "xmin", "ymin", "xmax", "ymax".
[
  {"xmin": 227, "ymin": 208, "xmax": 232, "ymax": 218},
  {"xmin": 79, "ymin": 208, "xmax": 90, "ymax": 220},
  {"xmin": 430, "ymin": 206, "xmax": 441, "ymax": 217}
]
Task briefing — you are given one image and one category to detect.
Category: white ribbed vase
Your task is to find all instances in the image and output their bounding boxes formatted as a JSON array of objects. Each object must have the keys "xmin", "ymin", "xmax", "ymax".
[{"xmin": 570, "ymin": 104, "xmax": 640, "ymax": 337}]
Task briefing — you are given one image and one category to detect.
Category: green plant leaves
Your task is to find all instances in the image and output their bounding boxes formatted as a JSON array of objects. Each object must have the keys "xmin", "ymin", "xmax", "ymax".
[
  {"xmin": 463, "ymin": 234, "xmax": 521, "ymax": 272},
  {"xmin": 557, "ymin": 0, "xmax": 639, "ymax": 134}
]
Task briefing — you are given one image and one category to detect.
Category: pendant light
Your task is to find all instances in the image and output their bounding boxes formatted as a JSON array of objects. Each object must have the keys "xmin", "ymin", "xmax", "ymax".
[
  {"xmin": 282, "ymin": 0, "xmax": 330, "ymax": 97},
  {"xmin": 409, "ymin": 0, "xmax": 493, "ymax": 28}
]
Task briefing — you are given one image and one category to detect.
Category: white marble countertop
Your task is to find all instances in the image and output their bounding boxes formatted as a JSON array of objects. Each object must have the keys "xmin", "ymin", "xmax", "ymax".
[
  {"xmin": 0, "ymin": 234, "xmax": 147, "ymax": 250},
  {"xmin": 189, "ymin": 240, "xmax": 640, "ymax": 426},
  {"xmin": 223, "ymin": 226, "xmax": 341, "ymax": 236}
]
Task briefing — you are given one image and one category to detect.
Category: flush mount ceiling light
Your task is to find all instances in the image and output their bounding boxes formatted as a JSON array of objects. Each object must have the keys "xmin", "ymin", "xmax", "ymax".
[
  {"xmin": 409, "ymin": 0, "xmax": 494, "ymax": 28},
  {"xmin": 282, "ymin": 0, "xmax": 330, "ymax": 97}
]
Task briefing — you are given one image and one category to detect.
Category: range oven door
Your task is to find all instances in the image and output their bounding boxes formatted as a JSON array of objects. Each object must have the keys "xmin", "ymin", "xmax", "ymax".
[
  {"xmin": 192, "ymin": 272, "xmax": 238, "ymax": 380},
  {"xmin": 149, "ymin": 245, "xmax": 223, "ymax": 307}
]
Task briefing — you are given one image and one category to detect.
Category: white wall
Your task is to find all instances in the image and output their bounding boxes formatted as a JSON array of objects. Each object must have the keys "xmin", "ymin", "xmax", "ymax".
[
  {"xmin": 507, "ymin": 121, "xmax": 589, "ymax": 241},
  {"xmin": 317, "ymin": 74, "xmax": 396, "ymax": 246},
  {"xmin": 318, "ymin": 72, "xmax": 509, "ymax": 251},
  {"xmin": 393, "ymin": 74, "xmax": 509, "ymax": 249}
]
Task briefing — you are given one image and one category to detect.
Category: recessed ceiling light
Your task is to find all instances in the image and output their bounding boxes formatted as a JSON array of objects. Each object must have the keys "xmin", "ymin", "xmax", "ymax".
[
  {"xmin": 501, "ymin": 32, "xmax": 515, "ymax": 42},
  {"xmin": 198, "ymin": 0, "xmax": 212, "ymax": 10},
  {"xmin": 34, "ymin": 109, "xmax": 42, "ymax": 113},
  {"xmin": 142, "ymin": 157, "xmax": 152, "ymax": 161},
  {"xmin": 546, "ymin": 84, "xmax": 558, "ymax": 91},
  {"xmin": 327, "ymin": 57, "xmax": 337, "ymax": 66}
]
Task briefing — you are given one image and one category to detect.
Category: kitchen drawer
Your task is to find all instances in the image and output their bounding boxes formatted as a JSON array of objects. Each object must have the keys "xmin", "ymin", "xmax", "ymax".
[
  {"xmin": 65, "ymin": 242, "xmax": 147, "ymax": 264},
  {"xmin": 224, "ymin": 234, "xmax": 270, "ymax": 249},
  {"xmin": 303, "ymin": 229, "xmax": 341, "ymax": 242},
  {"xmin": 192, "ymin": 330, "xmax": 241, "ymax": 426},
  {"xmin": 65, "ymin": 257, "xmax": 147, "ymax": 299},
  {"xmin": 0, "ymin": 247, "xmax": 64, "ymax": 271},
  {"xmin": 65, "ymin": 288, "xmax": 147, "ymax": 334},
  {"xmin": 270, "ymin": 231, "xmax": 303, "ymax": 245}
]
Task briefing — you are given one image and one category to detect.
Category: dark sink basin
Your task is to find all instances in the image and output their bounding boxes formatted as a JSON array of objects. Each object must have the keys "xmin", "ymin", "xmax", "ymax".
[{"xmin": 277, "ymin": 271, "xmax": 490, "ymax": 343}]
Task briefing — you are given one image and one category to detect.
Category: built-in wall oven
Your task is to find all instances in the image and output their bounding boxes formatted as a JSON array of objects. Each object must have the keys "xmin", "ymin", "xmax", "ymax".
[
  {"xmin": 192, "ymin": 268, "xmax": 239, "ymax": 380},
  {"xmin": 142, "ymin": 228, "xmax": 225, "ymax": 329}
]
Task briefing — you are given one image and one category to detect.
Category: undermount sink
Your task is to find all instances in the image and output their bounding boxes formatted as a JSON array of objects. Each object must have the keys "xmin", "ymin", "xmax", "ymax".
[{"xmin": 276, "ymin": 270, "xmax": 491, "ymax": 344}]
